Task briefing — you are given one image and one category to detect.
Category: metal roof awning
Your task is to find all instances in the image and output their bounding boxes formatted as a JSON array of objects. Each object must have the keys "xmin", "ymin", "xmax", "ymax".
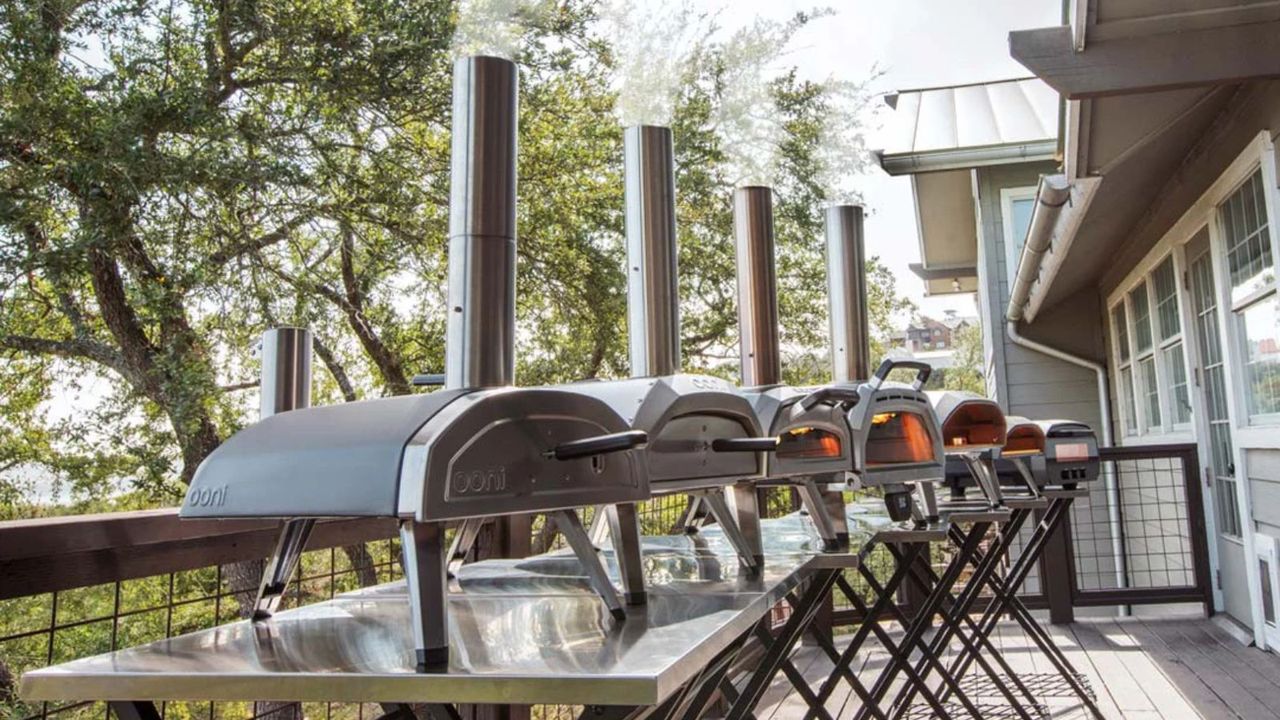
[
  {"xmin": 877, "ymin": 78, "xmax": 1060, "ymax": 175},
  {"xmin": 875, "ymin": 78, "xmax": 1059, "ymax": 297}
]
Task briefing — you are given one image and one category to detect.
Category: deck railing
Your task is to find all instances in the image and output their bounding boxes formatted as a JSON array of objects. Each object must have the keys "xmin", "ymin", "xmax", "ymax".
[{"xmin": 0, "ymin": 443, "xmax": 1212, "ymax": 720}]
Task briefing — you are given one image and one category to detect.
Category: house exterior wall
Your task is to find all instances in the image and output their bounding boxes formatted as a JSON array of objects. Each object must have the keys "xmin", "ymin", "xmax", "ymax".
[
  {"xmin": 1249, "ymin": 449, "xmax": 1280, "ymax": 539},
  {"xmin": 1099, "ymin": 82, "xmax": 1280, "ymax": 300},
  {"xmin": 1091, "ymin": 81, "xmax": 1280, "ymax": 639},
  {"xmin": 975, "ymin": 162, "xmax": 1104, "ymax": 432}
]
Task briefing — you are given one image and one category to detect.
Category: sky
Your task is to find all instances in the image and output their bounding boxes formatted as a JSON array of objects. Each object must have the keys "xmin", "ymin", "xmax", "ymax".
[{"xmin": 723, "ymin": 0, "xmax": 1061, "ymax": 321}]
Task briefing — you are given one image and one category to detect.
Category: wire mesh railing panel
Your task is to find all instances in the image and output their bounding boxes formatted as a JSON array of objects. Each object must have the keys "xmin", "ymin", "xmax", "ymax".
[
  {"xmin": 1, "ymin": 540, "xmax": 401, "ymax": 720},
  {"xmin": 2, "ymin": 447, "xmax": 1210, "ymax": 719},
  {"xmin": 1070, "ymin": 446, "xmax": 1210, "ymax": 607},
  {"xmin": 1068, "ymin": 480, "xmax": 1126, "ymax": 592}
]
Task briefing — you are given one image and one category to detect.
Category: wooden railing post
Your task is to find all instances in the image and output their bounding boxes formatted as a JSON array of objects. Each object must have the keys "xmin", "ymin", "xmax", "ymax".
[{"xmin": 1040, "ymin": 505, "xmax": 1075, "ymax": 624}]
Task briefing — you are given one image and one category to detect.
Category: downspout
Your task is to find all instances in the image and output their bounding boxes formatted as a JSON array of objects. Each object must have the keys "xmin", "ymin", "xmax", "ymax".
[{"xmin": 1006, "ymin": 174, "xmax": 1129, "ymax": 613}]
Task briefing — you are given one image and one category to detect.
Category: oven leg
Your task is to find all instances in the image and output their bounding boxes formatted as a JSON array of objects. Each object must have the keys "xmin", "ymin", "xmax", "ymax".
[
  {"xmin": 964, "ymin": 454, "xmax": 1004, "ymax": 508},
  {"xmin": 678, "ymin": 494, "xmax": 707, "ymax": 531},
  {"xmin": 400, "ymin": 519, "xmax": 450, "ymax": 671},
  {"xmin": 797, "ymin": 478, "xmax": 840, "ymax": 551},
  {"xmin": 445, "ymin": 517, "xmax": 485, "ymax": 577},
  {"xmin": 253, "ymin": 518, "xmax": 316, "ymax": 620},
  {"xmin": 109, "ymin": 702, "xmax": 161, "ymax": 720},
  {"xmin": 913, "ymin": 480, "xmax": 940, "ymax": 523},
  {"xmin": 551, "ymin": 509, "xmax": 627, "ymax": 621},
  {"xmin": 607, "ymin": 503, "xmax": 648, "ymax": 605},
  {"xmin": 1011, "ymin": 458, "xmax": 1042, "ymax": 498},
  {"xmin": 588, "ymin": 505, "xmax": 610, "ymax": 546},
  {"xmin": 822, "ymin": 479, "xmax": 850, "ymax": 544},
  {"xmin": 705, "ymin": 486, "xmax": 762, "ymax": 570}
]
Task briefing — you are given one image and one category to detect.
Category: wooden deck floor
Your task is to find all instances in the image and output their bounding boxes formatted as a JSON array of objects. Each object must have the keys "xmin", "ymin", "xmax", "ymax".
[{"xmin": 757, "ymin": 614, "xmax": 1280, "ymax": 719}]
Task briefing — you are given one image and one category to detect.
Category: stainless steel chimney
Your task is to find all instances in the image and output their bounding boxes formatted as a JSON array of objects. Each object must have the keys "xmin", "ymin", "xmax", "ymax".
[
  {"xmin": 625, "ymin": 125, "xmax": 680, "ymax": 377},
  {"xmin": 445, "ymin": 55, "xmax": 519, "ymax": 390},
  {"xmin": 259, "ymin": 327, "xmax": 312, "ymax": 418},
  {"xmin": 252, "ymin": 327, "xmax": 314, "ymax": 620},
  {"xmin": 734, "ymin": 186, "xmax": 782, "ymax": 387},
  {"xmin": 825, "ymin": 205, "xmax": 870, "ymax": 383}
]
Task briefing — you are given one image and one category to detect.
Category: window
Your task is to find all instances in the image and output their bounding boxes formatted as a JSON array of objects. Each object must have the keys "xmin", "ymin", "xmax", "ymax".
[
  {"xmin": 1120, "ymin": 366, "xmax": 1138, "ymax": 434},
  {"xmin": 1002, "ymin": 187, "xmax": 1038, "ymax": 286},
  {"xmin": 1223, "ymin": 170, "xmax": 1273, "ymax": 305},
  {"xmin": 1191, "ymin": 246, "xmax": 1239, "ymax": 538},
  {"xmin": 1263, "ymin": 556, "xmax": 1277, "ymax": 626},
  {"xmin": 1220, "ymin": 169, "xmax": 1280, "ymax": 423},
  {"xmin": 1140, "ymin": 356, "xmax": 1161, "ymax": 427},
  {"xmin": 1112, "ymin": 304, "xmax": 1137, "ymax": 434},
  {"xmin": 1153, "ymin": 258, "xmax": 1180, "ymax": 340},
  {"xmin": 1164, "ymin": 342, "xmax": 1192, "ymax": 424},
  {"xmin": 1113, "ymin": 305, "xmax": 1130, "ymax": 363},
  {"xmin": 1239, "ymin": 294, "xmax": 1280, "ymax": 417},
  {"xmin": 1110, "ymin": 255, "xmax": 1193, "ymax": 435}
]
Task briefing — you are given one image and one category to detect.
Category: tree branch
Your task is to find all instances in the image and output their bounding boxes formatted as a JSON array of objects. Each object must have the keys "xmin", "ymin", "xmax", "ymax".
[
  {"xmin": 0, "ymin": 333, "xmax": 128, "ymax": 377},
  {"xmin": 206, "ymin": 215, "xmax": 310, "ymax": 270},
  {"xmin": 311, "ymin": 336, "xmax": 358, "ymax": 403}
]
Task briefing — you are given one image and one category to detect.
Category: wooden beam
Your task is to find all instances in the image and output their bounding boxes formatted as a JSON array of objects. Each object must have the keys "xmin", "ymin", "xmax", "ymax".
[{"xmin": 1011, "ymin": 22, "xmax": 1280, "ymax": 99}]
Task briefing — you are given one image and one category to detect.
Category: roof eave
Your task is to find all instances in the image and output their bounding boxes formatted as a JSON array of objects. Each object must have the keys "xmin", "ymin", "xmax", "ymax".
[{"xmin": 877, "ymin": 140, "xmax": 1059, "ymax": 176}]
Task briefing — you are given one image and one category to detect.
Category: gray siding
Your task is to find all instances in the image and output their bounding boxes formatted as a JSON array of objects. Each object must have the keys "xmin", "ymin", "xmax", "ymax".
[
  {"xmin": 975, "ymin": 163, "xmax": 1104, "ymax": 433},
  {"xmin": 1249, "ymin": 449, "xmax": 1280, "ymax": 530}
]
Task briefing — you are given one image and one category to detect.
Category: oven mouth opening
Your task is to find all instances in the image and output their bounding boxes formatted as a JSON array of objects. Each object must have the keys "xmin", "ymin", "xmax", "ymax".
[
  {"xmin": 940, "ymin": 403, "xmax": 1006, "ymax": 450},
  {"xmin": 1002, "ymin": 426, "xmax": 1045, "ymax": 457},
  {"xmin": 776, "ymin": 427, "xmax": 842, "ymax": 459},
  {"xmin": 865, "ymin": 411, "xmax": 936, "ymax": 466}
]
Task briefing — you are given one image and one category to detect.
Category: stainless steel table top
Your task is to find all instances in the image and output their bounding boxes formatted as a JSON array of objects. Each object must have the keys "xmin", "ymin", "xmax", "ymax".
[{"xmin": 20, "ymin": 505, "xmax": 917, "ymax": 706}]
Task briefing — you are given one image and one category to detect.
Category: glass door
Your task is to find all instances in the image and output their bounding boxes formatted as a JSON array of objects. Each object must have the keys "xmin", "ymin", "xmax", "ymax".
[{"xmin": 1189, "ymin": 231, "xmax": 1249, "ymax": 622}]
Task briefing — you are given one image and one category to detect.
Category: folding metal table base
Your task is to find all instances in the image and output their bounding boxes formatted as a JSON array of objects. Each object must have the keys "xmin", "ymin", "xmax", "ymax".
[
  {"xmin": 891, "ymin": 492, "xmax": 1101, "ymax": 720},
  {"xmin": 931, "ymin": 493, "xmax": 1103, "ymax": 719},
  {"xmin": 834, "ymin": 519, "xmax": 1044, "ymax": 720},
  {"xmin": 882, "ymin": 520, "xmax": 1045, "ymax": 720},
  {"xmin": 789, "ymin": 523, "xmax": 1015, "ymax": 720}
]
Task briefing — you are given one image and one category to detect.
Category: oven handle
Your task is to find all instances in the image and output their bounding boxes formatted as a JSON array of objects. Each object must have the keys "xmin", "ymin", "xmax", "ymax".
[
  {"xmin": 798, "ymin": 386, "xmax": 861, "ymax": 412},
  {"xmin": 870, "ymin": 359, "xmax": 932, "ymax": 391},
  {"xmin": 545, "ymin": 430, "xmax": 648, "ymax": 461},
  {"xmin": 711, "ymin": 437, "xmax": 780, "ymax": 452}
]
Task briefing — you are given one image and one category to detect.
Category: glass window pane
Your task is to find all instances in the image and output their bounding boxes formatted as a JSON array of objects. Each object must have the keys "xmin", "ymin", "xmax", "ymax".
[
  {"xmin": 1152, "ymin": 257, "xmax": 1181, "ymax": 341},
  {"xmin": 1239, "ymin": 293, "xmax": 1280, "ymax": 418},
  {"xmin": 1113, "ymin": 305, "xmax": 1131, "ymax": 362},
  {"xmin": 1221, "ymin": 170, "xmax": 1273, "ymax": 304},
  {"xmin": 1140, "ymin": 356, "xmax": 1161, "ymax": 428},
  {"xmin": 1164, "ymin": 342, "xmax": 1192, "ymax": 425},
  {"xmin": 1262, "ymin": 557, "xmax": 1276, "ymax": 626},
  {"xmin": 1120, "ymin": 366, "xmax": 1137, "ymax": 434},
  {"xmin": 1009, "ymin": 198, "xmax": 1035, "ymax": 256},
  {"xmin": 1218, "ymin": 477, "xmax": 1241, "ymax": 537},
  {"xmin": 1131, "ymin": 282, "xmax": 1153, "ymax": 353}
]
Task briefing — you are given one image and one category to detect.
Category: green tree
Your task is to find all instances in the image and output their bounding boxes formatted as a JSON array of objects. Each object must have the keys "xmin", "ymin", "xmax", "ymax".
[
  {"xmin": 943, "ymin": 321, "xmax": 986, "ymax": 394},
  {"xmin": 1, "ymin": 1, "xmax": 904, "ymax": 514}
]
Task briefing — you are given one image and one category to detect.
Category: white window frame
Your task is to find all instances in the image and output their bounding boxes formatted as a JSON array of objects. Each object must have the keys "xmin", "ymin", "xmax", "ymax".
[
  {"xmin": 1109, "ymin": 301, "xmax": 1139, "ymax": 437},
  {"xmin": 1153, "ymin": 255, "xmax": 1194, "ymax": 430},
  {"xmin": 1109, "ymin": 264, "xmax": 1191, "ymax": 438},
  {"xmin": 1104, "ymin": 131, "xmax": 1277, "ymax": 645},
  {"xmin": 1001, "ymin": 186, "xmax": 1039, "ymax": 287},
  {"xmin": 1215, "ymin": 165, "xmax": 1280, "ymax": 429}
]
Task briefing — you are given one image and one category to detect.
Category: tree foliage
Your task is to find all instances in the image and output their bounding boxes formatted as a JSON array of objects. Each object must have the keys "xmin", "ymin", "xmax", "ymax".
[
  {"xmin": 943, "ymin": 321, "xmax": 986, "ymax": 394},
  {"xmin": 1, "ymin": 0, "xmax": 909, "ymax": 514}
]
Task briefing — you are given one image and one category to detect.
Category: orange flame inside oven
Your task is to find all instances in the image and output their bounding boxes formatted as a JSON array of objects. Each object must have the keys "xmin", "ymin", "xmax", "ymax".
[
  {"xmin": 776, "ymin": 427, "xmax": 843, "ymax": 459},
  {"xmin": 866, "ymin": 412, "xmax": 935, "ymax": 465}
]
